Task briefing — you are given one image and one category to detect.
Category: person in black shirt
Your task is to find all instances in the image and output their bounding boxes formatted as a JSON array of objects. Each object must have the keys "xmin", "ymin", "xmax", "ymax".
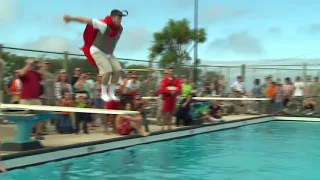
[
  {"xmin": 202, "ymin": 100, "xmax": 224, "ymax": 123},
  {"xmin": 71, "ymin": 68, "xmax": 81, "ymax": 86},
  {"xmin": 176, "ymin": 94, "xmax": 194, "ymax": 126}
]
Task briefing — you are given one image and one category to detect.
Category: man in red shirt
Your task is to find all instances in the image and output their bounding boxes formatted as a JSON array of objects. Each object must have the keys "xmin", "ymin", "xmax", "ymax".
[
  {"xmin": 16, "ymin": 59, "xmax": 43, "ymax": 140},
  {"xmin": 158, "ymin": 67, "xmax": 181, "ymax": 130}
]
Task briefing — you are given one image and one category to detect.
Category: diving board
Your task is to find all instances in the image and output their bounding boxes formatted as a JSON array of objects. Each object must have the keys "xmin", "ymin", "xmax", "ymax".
[
  {"xmin": 0, "ymin": 104, "xmax": 139, "ymax": 152},
  {"xmin": 142, "ymin": 97, "xmax": 270, "ymax": 101},
  {"xmin": 0, "ymin": 104, "xmax": 139, "ymax": 115}
]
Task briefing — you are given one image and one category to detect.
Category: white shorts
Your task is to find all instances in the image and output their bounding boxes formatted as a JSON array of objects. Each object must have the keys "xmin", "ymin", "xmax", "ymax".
[{"xmin": 90, "ymin": 49, "xmax": 122, "ymax": 74}]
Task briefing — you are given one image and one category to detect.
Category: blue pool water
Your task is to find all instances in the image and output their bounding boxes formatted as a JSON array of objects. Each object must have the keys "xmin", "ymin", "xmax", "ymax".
[{"xmin": 2, "ymin": 121, "xmax": 320, "ymax": 180}]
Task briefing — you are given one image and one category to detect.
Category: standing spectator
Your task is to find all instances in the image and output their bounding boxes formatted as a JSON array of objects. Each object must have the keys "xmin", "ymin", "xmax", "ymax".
[
  {"xmin": 230, "ymin": 76, "xmax": 245, "ymax": 95},
  {"xmin": 40, "ymin": 62, "xmax": 55, "ymax": 134},
  {"xmin": 181, "ymin": 77, "xmax": 192, "ymax": 98},
  {"xmin": 203, "ymin": 77, "xmax": 213, "ymax": 96},
  {"xmin": 176, "ymin": 94, "xmax": 193, "ymax": 126},
  {"xmin": 273, "ymin": 83, "xmax": 284, "ymax": 114},
  {"xmin": 282, "ymin": 77, "xmax": 293, "ymax": 106},
  {"xmin": 252, "ymin": 79, "xmax": 262, "ymax": 98},
  {"xmin": 55, "ymin": 70, "xmax": 73, "ymax": 104},
  {"xmin": 122, "ymin": 71, "xmax": 133, "ymax": 87},
  {"xmin": 305, "ymin": 76, "xmax": 320, "ymax": 114},
  {"xmin": 218, "ymin": 75, "xmax": 226, "ymax": 96},
  {"xmin": 267, "ymin": 82, "xmax": 277, "ymax": 113},
  {"xmin": 293, "ymin": 76, "xmax": 304, "ymax": 101},
  {"xmin": 123, "ymin": 74, "xmax": 141, "ymax": 105},
  {"xmin": 261, "ymin": 75, "xmax": 272, "ymax": 97},
  {"xmin": 8, "ymin": 71, "xmax": 22, "ymax": 104},
  {"xmin": 16, "ymin": 59, "xmax": 43, "ymax": 140},
  {"xmin": 212, "ymin": 76, "xmax": 220, "ymax": 96},
  {"xmin": 71, "ymin": 68, "xmax": 81, "ymax": 86},
  {"xmin": 93, "ymin": 74, "xmax": 104, "ymax": 125},
  {"xmin": 139, "ymin": 74, "xmax": 155, "ymax": 97},
  {"xmin": 157, "ymin": 67, "xmax": 181, "ymax": 131}
]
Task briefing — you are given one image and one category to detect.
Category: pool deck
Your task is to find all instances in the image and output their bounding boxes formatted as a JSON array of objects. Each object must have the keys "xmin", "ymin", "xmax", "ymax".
[{"xmin": 0, "ymin": 115, "xmax": 264, "ymax": 155}]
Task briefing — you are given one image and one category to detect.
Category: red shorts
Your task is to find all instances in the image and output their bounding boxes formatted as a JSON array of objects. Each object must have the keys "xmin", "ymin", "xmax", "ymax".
[
  {"xmin": 162, "ymin": 96, "xmax": 177, "ymax": 113},
  {"xmin": 105, "ymin": 101, "xmax": 120, "ymax": 117},
  {"xmin": 117, "ymin": 119, "xmax": 133, "ymax": 135}
]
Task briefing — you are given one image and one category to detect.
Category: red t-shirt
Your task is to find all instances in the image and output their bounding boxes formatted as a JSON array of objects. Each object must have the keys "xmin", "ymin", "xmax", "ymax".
[{"xmin": 20, "ymin": 71, "xmax": 42, "ymax": 99}]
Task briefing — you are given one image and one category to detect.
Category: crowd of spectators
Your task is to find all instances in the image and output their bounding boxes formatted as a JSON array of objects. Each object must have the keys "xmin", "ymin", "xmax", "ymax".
[{"xmin": 3, "ymin": 59, "xmax": 320, "ymax": 140}]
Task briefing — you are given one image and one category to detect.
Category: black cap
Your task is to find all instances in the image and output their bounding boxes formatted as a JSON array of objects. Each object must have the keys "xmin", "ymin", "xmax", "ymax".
[{"xmin": 111, "ymin": 9, "xmax": 128, "ymax": 17}]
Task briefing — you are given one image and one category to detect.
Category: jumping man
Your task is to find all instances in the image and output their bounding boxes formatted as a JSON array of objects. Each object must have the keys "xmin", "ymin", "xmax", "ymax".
[{"xmin": 63, "ymin": 9, "xmax": 128, "ymax": 102}]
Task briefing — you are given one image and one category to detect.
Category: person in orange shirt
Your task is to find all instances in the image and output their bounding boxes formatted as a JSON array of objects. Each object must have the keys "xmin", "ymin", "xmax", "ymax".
[
  {"xmin": 9, "ymin": 71, "xmax": 22, "ymax": 103},
  {"xmin": 267, "ymin": 82, "xmax": 276, "ymax": 100},
  {"xmin": 267, "ymin": 82, "xmax": 277, "ymax": 113}
]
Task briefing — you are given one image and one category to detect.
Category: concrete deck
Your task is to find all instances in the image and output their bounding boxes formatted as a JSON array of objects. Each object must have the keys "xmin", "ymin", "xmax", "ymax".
[{"xmin": 0, "ymin": 115, "xmax": 264, "ymax": 156}]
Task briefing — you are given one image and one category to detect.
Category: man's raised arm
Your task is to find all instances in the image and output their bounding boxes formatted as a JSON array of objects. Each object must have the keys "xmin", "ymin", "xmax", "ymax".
[
  {"xmin": 63, "ymin": 15, "xmax": 107, "ymax": 33},
  {"xmin": 63, "ymin": 15, "xmax": 92, "ymax": 24}
]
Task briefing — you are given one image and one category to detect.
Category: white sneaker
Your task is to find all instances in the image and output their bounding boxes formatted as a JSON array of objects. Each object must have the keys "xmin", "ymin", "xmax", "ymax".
[
  {"xmin": 109, "ymin": 93, "xmax": 119, "ymax": 101},
  {"xmin": 101, "ymin": 94, "xmax": 111, "ymax": 102}
]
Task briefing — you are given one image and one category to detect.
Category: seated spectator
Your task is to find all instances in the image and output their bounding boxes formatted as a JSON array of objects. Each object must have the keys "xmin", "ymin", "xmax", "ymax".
[
  {"xmin": 115, "ymin": 103, "xmax": 150, "ymax": 136},
  {"xmin": 55, "ymin": 91, "xmax": 74, "ymax": 134},
  {"xmin": 176, "ymin": 94, "xmax": 193, "ymax": 126},
  {"xmin": 303, "ymin": 98, "xmax": 316, "ymax": 111},
  {"xmin": 202, "ymin": 100, "xmax": 224, "ymax": 123}
]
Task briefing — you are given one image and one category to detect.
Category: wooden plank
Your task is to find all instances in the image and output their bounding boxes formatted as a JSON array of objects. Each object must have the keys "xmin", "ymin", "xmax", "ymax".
[
  {"xmin": 142, "ymin": 97, "xmax": 270, "ymax": 101},
  {"xmin": 0, "ymin": 104, "xmax": 139, "ymax": 115}
]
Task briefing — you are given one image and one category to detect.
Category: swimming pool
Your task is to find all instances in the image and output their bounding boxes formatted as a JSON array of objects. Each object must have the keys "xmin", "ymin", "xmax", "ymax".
[{"xmin": 2, "ymin": 120, "xmax": 320, "ymax": 180}]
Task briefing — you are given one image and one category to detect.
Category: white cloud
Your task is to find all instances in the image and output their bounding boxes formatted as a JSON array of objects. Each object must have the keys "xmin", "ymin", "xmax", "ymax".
[
  {"xmin": 208, "ymin": 32, "xmax": 264, "ymax": 55},
  {"xmin": 18, "ymin": 26, "xmax": 151, "ymax": 58},
  {"xmin": 117, "ymin": 27, "xmax": 151, "ymax": 52},
  {"xmin": 20, "ymin": 36, "xmax": 82, "ymax": 57},
  {"xmin": 0, "ymin": 0, "xmax": 16, "ymax": 21},
  {"xmin": 202, "ymin": 5, "xmax": 247, "ymax": 22}
]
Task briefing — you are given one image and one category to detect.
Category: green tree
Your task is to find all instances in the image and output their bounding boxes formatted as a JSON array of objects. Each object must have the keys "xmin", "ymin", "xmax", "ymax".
[{"xmin": 149, "ymin": 18, "xmax": 206, "ymax": 75}]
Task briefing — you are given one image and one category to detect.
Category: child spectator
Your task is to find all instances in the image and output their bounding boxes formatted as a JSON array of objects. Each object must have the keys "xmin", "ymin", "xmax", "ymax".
[
  {"xmin": 56, "ymin": 91, "xmax": 74, "ymax": 134},
  {"xmin": 74, "ymin": 82, "xmax": 91, "ymax": 134},
  {"xmin": 202, "ymin": 100, "xmax": 224, "ymax": 123}
]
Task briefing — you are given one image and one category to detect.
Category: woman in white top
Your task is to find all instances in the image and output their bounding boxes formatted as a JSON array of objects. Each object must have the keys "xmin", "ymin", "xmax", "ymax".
[{"xmin": 293, "ymin": 76, "xmax": 304, "ymax": 99}]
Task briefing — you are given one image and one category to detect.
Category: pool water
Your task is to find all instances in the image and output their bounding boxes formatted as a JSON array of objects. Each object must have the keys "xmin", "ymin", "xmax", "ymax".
[{"xmin": 2, "ymin": 121, "xmax": 320, "ymax": 180}]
